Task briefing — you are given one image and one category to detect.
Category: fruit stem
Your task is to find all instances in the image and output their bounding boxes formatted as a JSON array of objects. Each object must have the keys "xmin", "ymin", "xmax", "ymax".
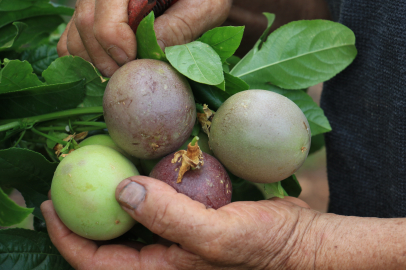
[
  {"xmin": 71, "ymin": 121, "xmax": 107, "ymax": 128},
  {"xmin": 190, "ymin": 136, "xmax": 199, "ymax": 146}
]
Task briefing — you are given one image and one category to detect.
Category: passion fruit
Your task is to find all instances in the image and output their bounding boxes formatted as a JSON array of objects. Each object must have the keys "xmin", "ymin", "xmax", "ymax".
[
  {"xmin": 209, "ymin": 90, "xmax": 311, "ymax": 183},
  {"xmin": 51, "ymin": 145, "xmax": 139, "ymax": 240},
  {"xmin": 103, "ymin": 59, "xmax": 196, "ymax": 159}
]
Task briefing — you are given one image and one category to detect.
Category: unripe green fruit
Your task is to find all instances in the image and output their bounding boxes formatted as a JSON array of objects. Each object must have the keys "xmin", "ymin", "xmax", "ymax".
[
  {"xmin": 209, "ymin": 90, "xmax": 311, "ymax": 183},
  {"xmin": 80, "ymin": 134, "xmax": 141, "ymax": 170},
  {"xmin": 51, "ymin": 145, "xmax": 139, "ymax": 240}
]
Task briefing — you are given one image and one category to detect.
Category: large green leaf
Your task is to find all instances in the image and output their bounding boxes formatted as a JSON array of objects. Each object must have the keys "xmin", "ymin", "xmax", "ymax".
[
  {"xmin": 166, "ymin": 41, "xmax": 224, "ymax": 85},
  {"xmin": 230, "ymin": 20, "xmax": 357, "ymax": 89},
  {"xmin": 0, "ymin": 3, "xmax": 73, "ymax": 28},
  {"xmin": 136, "ymin": 12, "xmax": 166, "ymax": 61},
  {"xmin": 0, "ymin": 59, "xmax": 44, "ymax": 92},
  {"xmin": 223, "ymin": 72, "xmax": 249, "ymax": 95},
  {"xmin": 251, "ymin": 82, "xmax": 331, "ymax": 136},
  {"xmin": 0, "ymin": 188, "xmax": 33, "ymax": 227},
  {"xmin": 20, "ymin": 45, "xmax": 58, "ymax": 76},
  {"xmin": 0, "ymin": 148, "xmax": 58, "ymax": 219},
  {"xmin": 0, "ymin": 22, "xmax": 27, "ymax": 51},
  {"xmin": 4, "ymin": 15, "xmax": 64, "ymax": 51},
  {"xmin": 0, "ymin": 0, "xmax": 49, "ymax": 11},
  {"xmin": 197, "ymin": 26, "xmax": 244, "ymax": 63},
  {"xmin": 42, "ymin": 56, "xmax": 108, "ymax": 107},
  {"xmin": 0, "ymin": 80, "xmax": 85, "ymax": 119},
  {"xmin": 189, "ymin": 79, "xmax": 230, "ymax": 111},
  {"xmin": 0, "ymin": 229, "xmax": 73, "ymax": 270}
]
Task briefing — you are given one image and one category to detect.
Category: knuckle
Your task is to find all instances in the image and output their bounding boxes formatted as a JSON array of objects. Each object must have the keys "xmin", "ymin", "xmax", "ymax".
[
  {"xmin": 74, "ymin": 8, "xmax": 94, "ymax": 30},
  {"xmin": 56, "ymin": 40, "xmax": 68, "ymax": 57},
  {"xmin": 149, "ymin": 199, "xmax": 172, "ymax": 236}
]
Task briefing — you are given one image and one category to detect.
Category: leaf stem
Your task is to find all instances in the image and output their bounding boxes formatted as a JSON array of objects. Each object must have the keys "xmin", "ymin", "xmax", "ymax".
[
  {"xmin": 13, "ymin": 130, "xmax": 26, "ymax": 147},
  {"xmin": 31, "ymin": 127, "xmax": 67, "ymax": 146}
]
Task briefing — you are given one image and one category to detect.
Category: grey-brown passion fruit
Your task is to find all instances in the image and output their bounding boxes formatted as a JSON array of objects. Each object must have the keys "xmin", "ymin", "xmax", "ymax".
[
  {"xmin": 103, "ymin": 59, "xmax": 196, "ymax": 159},
  {"xmin": 209, "ymin": 90, "xmax": 311, "ymax": 183}
]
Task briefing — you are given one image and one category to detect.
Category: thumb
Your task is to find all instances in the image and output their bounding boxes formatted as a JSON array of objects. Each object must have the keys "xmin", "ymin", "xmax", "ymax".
[
  {"xmin": 115, "ymin": 176, "xmax": 228, "ymax": 255},
  {"xmin": 154, "ymin": 0, "xmax": 232, "ymax": 49}
]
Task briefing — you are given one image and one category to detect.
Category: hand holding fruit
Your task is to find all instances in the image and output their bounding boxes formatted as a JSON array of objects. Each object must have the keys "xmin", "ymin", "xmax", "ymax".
[
  {"xmin": 57, "ymin": 0, "xmax": 231, "ymax": 77},
  {"xmin": 41, "ymin": 176, "xmax": 323, "ymax": 270}
]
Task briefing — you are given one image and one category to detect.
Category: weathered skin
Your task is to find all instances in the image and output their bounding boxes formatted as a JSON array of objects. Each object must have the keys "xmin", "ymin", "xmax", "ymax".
[
  {"xmin": 209, "ymin": 90, "xmax": 311, "ymax": 183},
  {"xmin": 51, "ymin": 145, "xmax": 139, "ymax": 240},
  {"xmin": 103, "ymin": 59, "xmax": 196, "ymax": 159},
  {"xmin": 150, "ymin": 152, "xmax": 232, "ymax": 209}
]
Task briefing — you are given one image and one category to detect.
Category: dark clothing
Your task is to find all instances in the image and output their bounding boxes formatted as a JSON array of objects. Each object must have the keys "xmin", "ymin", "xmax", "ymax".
[{"xmin": 321, "ymin": 0, "xmax": 406, "ymax": 217}]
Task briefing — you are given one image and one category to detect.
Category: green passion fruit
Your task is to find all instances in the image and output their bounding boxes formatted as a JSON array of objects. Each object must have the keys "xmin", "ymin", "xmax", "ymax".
[
  {"xmin": 103, "ymin": 59, "xmax": 196, "ymax": 160},
  {"xmin": 209, "ymin": 90, "xmax": 311, "ymax": 183},
  {"xmin": 51, "ymin": 145, "xmax": 139, "ymax": 240}
]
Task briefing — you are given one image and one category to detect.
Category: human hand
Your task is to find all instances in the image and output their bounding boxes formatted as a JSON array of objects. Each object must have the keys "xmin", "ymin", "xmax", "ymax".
[
  {"xmin": 57, "ymin": 0, "xmax": 231, "ymax": 77},
  {"xmin": 41, "ymin": 175, "xmax": 326, "ymax": 270}
]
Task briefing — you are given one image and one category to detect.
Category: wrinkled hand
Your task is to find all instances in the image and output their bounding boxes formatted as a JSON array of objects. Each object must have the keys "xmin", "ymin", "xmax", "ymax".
[
  {"xmin": 57, "ymin": 0, "xmax": 231, "ymax": 77},
  {"xmin": 41, "ymin": 176, "xmax": 325, "ymax": 270}
]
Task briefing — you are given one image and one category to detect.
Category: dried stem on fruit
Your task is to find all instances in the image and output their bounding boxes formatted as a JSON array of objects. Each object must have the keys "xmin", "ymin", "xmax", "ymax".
[{"xmin": 171, "ymin": 137, "xmax": 204, "ymax": 183}]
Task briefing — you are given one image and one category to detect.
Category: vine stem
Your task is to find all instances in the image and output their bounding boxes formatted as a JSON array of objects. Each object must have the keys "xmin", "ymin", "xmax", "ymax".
[
  {"xmin": 0, "ymin": 107, "xmax": 104, "ymax": 131},
  {"xmin": 0, "ymin": 121, "xmax": 20, "ymax": 132}
]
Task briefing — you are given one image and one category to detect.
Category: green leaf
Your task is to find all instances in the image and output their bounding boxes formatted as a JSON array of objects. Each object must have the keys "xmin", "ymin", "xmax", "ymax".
[
  {"xmin": 0, "ymin": 3, "xmax": 73, "ymax": 28},
  {"xmin": 0, "ymin": 228, "xmax": 73, "ymax": 269},
  {"xmin": 309, "ymin": 133, "xmax": 325, "ymax": 155},
  {"xmin": 42, "ymin": 56, "xmax": 108, "ymax": 107},
  {"xmin": 197, "ymin": 26, "xmax": 244, "ymax": 63},
  {"xmin": 232, "ymin": 181, "xmax": 265, "ymax": 202},
  {"xmin": 251, "ymin": 82, "xmax": 331, "ymax": 136},
  {"xmin": 189, "ymin": 79, "xmax": 230, "ymax": 111},
  {"xmin": 0, "ymin": 0, "xmax": 49, "ymax": 11},
  {"xmin": 0, "ymin": 59, "xmax": 44, "ymax": 92},
  {"xmin": 225, "ymin": 55, "xmax": 241, "ymax": 71},
  {"xmin": 136, "ymin": 12, "xmax": 166, "ymax": 61},
  {"xmin": 0, "ymin": 148, "xmax": 58, "ymax": 219},
  {"xmin": 257, "ymin": 13, "xmax": 275, "ymax": 50},
  {"xmin": 215, "ymin": 80, "xmax": 225, "ymax": 91},
  {"xmin": 280, "ymin": 174, "xmax": 301, "ymax": 197},
  {"xmin": 0, "ymin": 80, "xmax": 85, "ymax": 119},
  {"xmin": 224, "ymin": 72, "xmax": 249, "ymax": 95},
  {"xmin": 231, "ymin": 20, "xmax": 357, "ymax": 89},
  {"xmin": 4, "ymin": 15, "xmax": 64, "ymax": 51},
  {"xmin": 20, "ymin": 44, "xmax": 59, "ymax": 76},
  {"xmin": 0, "ymin": 187, "xmax": 33, "ymax": 226},
  {"xmin": 166, "ymin": 41, "xmax": 224, "ymax": 85},
  {"xmin": 0, "ymin": 22, "xmax": 28, "ymax": 51},
  {"xmin": 263, "ymin": 182, "xmax": 285, "ymax": 198}
]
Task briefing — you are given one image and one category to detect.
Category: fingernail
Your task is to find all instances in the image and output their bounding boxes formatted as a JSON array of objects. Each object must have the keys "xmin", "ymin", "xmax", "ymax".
[
  {"xmin": 118, "ymin": 182, "xmax": 146, "ymax": 210},
  {"xmin": 107, "ymin": 46, "xmax": 129, "ymax": 66}
]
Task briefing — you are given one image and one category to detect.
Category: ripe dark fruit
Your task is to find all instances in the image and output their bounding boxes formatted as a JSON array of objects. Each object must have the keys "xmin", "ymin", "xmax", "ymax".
[
  {"xmin": 150, "ymin": 152, "xmax": 232, "ymax": 209},
  {"xmin": 209, "ymin": 90, "xmax": 311, "ymax": 184},
  {"xmin": 103, "ymin": 59, "xmax": 196, "ymax": 159}
]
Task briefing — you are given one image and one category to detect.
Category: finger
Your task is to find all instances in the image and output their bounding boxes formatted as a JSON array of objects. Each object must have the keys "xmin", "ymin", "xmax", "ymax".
[
  {"xmin": 57, "ymin": 19, "xmax": 72, "ymax": 57},
  {"xmin": 74, "ymin": 0, "xmax": 120, "ymax": 77},
  {"xmin": 93, "ymin": 0, "xmax": 136, "ymax": 65},
  {"xmin": 154, "ymin": 0, "xmax": 232, "ymax": 49},
  {"xmin": 66, "ymin": 15, "xmax": 92, "ymax": 62},
  {"xmin": 41, "ymin": 200, "xmax": 99, "ymax": 269},
  {"xmin": 41, "ymin": 200, "xmax": 203, "ymax": 269},
  {"xmin": 115, "ymin": 176, "xmax": 232, "ymax": 256},
  {"xmin": 271, "ymin": 196, "xmax": 311, "ymax": 209}
]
